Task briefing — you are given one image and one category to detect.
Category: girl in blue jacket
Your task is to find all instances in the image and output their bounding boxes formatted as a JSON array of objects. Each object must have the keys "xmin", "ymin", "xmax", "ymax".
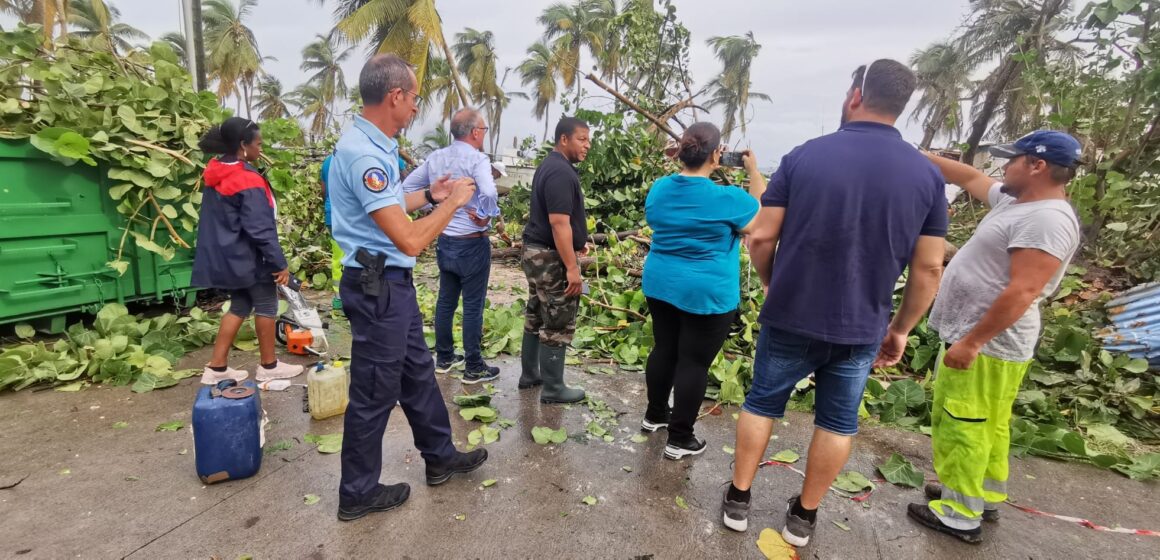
[{"xmin": 191, "ymin": 117, "xmax": 303, "ymax": 385}]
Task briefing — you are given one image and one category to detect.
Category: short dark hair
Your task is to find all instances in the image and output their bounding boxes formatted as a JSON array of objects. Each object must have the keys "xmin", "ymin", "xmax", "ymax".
[
  {"xmin": 198, "ymin": 116, "xmax": 260, "ymax": 154},
  {"xmin": 359, "ymin": 54, "xmax": 413, "ymax": 106},
  {"xmin": 677, "ymin": 122, "xmax": 721, "ymax": 169},
  {"xmin": 450, "ymin": 108, "xmax": 483, "ymax": 140},
  {"xmin": 850, "ymin": 59, "xmax": 916, "ymax": 118},
  {"xmin": 554, "ymin": 117, "xmax": 589, "ymax": 144},
  {"xmin": 1027, "ymin": 155, "xmax": 1078, "ymax": 183}
]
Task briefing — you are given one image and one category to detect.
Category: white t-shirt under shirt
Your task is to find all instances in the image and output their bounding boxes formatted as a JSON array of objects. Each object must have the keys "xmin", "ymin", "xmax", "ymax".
[{"xmin": 929, "ymin": 183, "xmax": 1081, "ymax": 363}]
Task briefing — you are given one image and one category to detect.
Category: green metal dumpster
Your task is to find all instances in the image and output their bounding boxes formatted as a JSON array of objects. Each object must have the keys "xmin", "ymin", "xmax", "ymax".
[{"xmin": 0, "ymin": 139, "xmax": 196, "ymax": 332}]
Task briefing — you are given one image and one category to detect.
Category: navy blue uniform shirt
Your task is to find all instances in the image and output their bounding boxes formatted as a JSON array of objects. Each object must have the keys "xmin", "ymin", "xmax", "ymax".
[{"xmin": 758, "ymin": 121, "xmax": 947, "ymax": 345}]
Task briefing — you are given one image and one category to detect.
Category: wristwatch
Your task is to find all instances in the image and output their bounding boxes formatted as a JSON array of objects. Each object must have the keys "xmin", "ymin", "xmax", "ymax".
[{"xmin": 424, "ymin": 188, "xmax": 437, "ymax": 206}]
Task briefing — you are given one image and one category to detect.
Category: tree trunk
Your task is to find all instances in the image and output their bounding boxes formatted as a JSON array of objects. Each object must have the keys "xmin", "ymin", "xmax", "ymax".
[
  {"xmin": 437, "ymin": 37, "xmax": 473, "ymax": 107},
  {"xmin": 920, "ymin": 125, "xmax": 937, "ymax": 150},
  {"xmin": 543, "ymin": 106, "xmax": 550, "ymax": 143},
  {"xmin": 961, "ymin": 55, "xmax": 1020, "ymax": 164}
]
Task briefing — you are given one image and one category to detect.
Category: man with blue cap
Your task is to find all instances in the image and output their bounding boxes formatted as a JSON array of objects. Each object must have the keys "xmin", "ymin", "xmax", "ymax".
[{"xmin": 913, "ymin": 130, "xmax": 1083, "ymax": 543}]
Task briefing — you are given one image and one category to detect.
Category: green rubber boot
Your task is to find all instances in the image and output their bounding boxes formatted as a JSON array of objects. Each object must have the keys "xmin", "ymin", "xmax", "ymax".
[
  {"xmin": 519, "ymin": 332, "xmax": 543, "ymax": 389},
  {"xmin": 539, "ymin": 344, "xmax": 585, "ymax": 404}
]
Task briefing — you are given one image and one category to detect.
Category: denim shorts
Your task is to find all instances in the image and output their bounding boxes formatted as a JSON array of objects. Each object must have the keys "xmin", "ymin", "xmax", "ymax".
[
  {"xmin": 742, "ymin": 327, "xmax": 878, "ymax": 436},
  {"xmin": 228, "ymin": 281, "xmax": 278, "ymax": 319}
]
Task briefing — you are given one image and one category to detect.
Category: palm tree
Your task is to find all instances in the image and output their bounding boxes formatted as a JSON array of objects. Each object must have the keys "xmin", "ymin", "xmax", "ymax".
[
  {"xmin": 159, "ymin": 31, "xmax": 187, "ymax": 67},
  {"xmin": 956, "ymin": 0, "xmax": 1073, "ymax": 162},
  {"xmin": 705, "ymin": 32, "xmax": 769, "ymax": 142},
  {"xmin": 518, "ymin": 41, "xmax": 559, "ymax": 142},
  {"xmin": 254, "ymin": 76, "xmax": 291, "ymax": 121},
  {"xmin": 587, "ymin": 0, "xmax": 620, "ymax": 84},
  {"xmin": 327, "ymin": 0, "xmax": 471, "ymax": 107},
  {"xmin": 290, "ymin": 82, "xmax": 330, "ymax": 143},
  {"xmin": 67, "ymin": 0, "xmax": 147, "ymax": 54},
  {"xmin": 2, "ymin": 0, "xmax": 69, "ymax": 41},
  {"xmin": 486, "ymin": 69, "xmax": 529, "ymax": 154},
  {"xmin": 539, "ymin": 0, "xmax": 605, "ymax": 103},
  {"xmin": 421, "ymin": 55, "xmax": 462, "ymax": 127},
  {"xmin": 909, "ymin": 41, "xmax": 974, "ymax": 149},
  {"xmin": 202, "ymin": 0, "xmax": 263, "ymax": 118},
  {"xmin": 300, "ymin": 32, "xmax": 352, "ymax": 121},
  {"xmin": 421, "ymin": 124, "xmax": 451, "ymax": 151},
  {"xmin": 453, "ymin": 28, "xmax": 499, "ymax": 105}
]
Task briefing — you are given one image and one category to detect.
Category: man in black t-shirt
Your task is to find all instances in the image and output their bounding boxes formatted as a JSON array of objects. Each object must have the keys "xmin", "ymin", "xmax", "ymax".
[{"xmin": 519, "ymin": 117, "xmax": 591, "ymax": 404}]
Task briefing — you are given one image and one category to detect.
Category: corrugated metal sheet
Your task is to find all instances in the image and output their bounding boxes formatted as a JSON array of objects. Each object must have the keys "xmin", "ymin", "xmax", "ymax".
[{"xmin": 1098, "ymin": 282, "xmax": 1160, "ymax": 370}]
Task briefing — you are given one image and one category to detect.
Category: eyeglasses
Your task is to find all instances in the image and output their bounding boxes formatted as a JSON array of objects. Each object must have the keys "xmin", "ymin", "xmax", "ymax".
[
  {"xmin": 859, "ymin": 60, "xmax": 877, "ymax": 100},
  {"xmin": 474, "ymin": 126, "xmax": 489, "ymax": 132},
  {"xmin": 395, "ymin": 88, "xmax": 423, "ymax": 105}
]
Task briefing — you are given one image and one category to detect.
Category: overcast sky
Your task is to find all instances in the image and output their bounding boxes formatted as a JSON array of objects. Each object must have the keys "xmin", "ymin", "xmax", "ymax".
[{"xmin": 3, "ymin": 0, "xmax": 980, "ymax": 161}]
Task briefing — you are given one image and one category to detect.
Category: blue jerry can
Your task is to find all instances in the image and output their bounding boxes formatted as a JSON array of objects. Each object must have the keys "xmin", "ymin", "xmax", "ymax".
[{"xmin": 192, "ymin": 380, "xmax": 263, "ymax": 484}]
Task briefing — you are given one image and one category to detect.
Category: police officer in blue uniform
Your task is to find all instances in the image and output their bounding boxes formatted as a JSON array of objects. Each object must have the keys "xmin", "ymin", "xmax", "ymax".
[{"xmin": 329, "ymin": 54, "xmax": 487, "ymax": 522}]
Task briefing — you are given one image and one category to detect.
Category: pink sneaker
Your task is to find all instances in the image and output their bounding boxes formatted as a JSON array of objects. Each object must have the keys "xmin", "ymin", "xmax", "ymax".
[
  {"xmin": 200, "ymin": 366, "xmax": 249, "ymax": 385},
  {"xmin": 256, "ymin": 361, "xmax": 304, "ymax": 382}
]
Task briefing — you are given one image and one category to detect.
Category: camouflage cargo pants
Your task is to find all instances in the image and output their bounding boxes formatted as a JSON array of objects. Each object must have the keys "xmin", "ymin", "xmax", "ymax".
[{"xmin": 522, "ymin": 244, "xmax": 580, "ymax": 348}]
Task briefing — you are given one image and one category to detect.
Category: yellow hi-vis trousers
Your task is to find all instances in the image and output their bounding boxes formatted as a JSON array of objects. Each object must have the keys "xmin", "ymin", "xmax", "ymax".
[{"xmin": 928, "ymin": 347, "xmax": 1031, "ymax": 531}]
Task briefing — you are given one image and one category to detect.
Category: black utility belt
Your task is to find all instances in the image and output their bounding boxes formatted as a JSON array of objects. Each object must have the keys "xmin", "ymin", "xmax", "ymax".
[{"xmin": 343, "ymin": 265, "xmax": 411, "ymax": 281}]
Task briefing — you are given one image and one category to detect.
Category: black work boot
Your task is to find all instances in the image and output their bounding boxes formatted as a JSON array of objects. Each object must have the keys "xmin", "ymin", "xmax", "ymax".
[
  {"xmin": 518, "ymin": 332, "xmax": 543, "ymax": 389},
  {"xmin": 337, "ymin": 483, "xmax": 410, "ymax": 521},
  {"xmin": 907, "ymin": 502, "xmax": 983, "ymax": 544},
  {"xmin": 426, "ymin": 449, "xmax": 489, "ymax": 486},
  {"xmin": 538, "ymin": 344, "xmax": 585, "ymax": 404},
  {"xmin": 924, "ymin": 484, "xmax": 999, "ymax": 522}
]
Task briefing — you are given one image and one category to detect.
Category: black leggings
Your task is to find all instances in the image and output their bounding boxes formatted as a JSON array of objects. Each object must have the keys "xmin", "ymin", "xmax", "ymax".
[{"xmin": 644, "ymin": 297, "xmax": 735, "ymax": 442}]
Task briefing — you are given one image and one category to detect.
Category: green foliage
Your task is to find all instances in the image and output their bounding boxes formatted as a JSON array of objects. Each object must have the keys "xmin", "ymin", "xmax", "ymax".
[
  {"xmin": 0, "ymin": 303, "xmax": 219, "ymax": 392},
  {"xmin": 531, "ymin": 426, "xmax": 568, "ymax": 445},
  {"xmin": 0, "ymin": 26, "xmax": 228, "ymax": 273},
  {"xmin": 878, "ymin": 453, "xmax": 925, "ymax": 488}
]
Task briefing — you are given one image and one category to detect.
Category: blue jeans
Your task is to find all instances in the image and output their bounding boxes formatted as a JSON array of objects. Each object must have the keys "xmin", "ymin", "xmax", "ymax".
[
  {"xmin": 743, "ymin": 327, "xmax": 878, "ymax": 436},
  {"xmin": 434, "ymin": 235, "xmax": 492, "ymax": 369}
]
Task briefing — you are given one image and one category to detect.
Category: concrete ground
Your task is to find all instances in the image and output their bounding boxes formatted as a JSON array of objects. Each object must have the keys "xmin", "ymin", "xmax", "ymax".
[{"xmin": 2, "ymin": 339, "xmax": 1159, "ymax": 560}]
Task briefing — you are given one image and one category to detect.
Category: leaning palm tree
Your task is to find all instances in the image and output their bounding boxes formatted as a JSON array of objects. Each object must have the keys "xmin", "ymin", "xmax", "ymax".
[
  {"xmin": 909, "ymin": 41, "xmax": 974, "ymax": 149},
  {"xmin": 67, "ymin": 0, "xmax": 145, "ymax": 54},
  {"xmin": 485, "ymin": 71, "xmax": 529, "ymax": 154},
  {"xmin": 705, "ymin": 32, "xmax": 769, "ymax": 142},
  {"xmin": 253, "ymin": 76, "xmax": 291, "ymax": 121},
  {"xmin": 300, "ymin": 32, "xmax": 352, "ymax": 121},
  {"xmin": 518, "ymin": 41, "xmax": 559, "ymax": 142},
  {"xmin": 539, "ymin": 0, "xmax": 605, "ymax": 103},
  {"xmin": 326, "ymin": 0, "xmax": 470, "ymax": 107},
  {"xmin": 955, "ymin": 0, "xmax": 1073, "ymax": 162},
  {"xmin": 202, "ymin": 0, "xmax": 263, "ymax": 118}
]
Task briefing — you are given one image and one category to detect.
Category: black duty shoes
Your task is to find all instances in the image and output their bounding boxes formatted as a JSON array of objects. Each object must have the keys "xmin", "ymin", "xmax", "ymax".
[
  {"xmin": 337, "ymin": 483, "xmax": 411, "ymax": 522},
  {"xmin": 426, "ymin": 449, "xmax": 489, "ymax": 486}
]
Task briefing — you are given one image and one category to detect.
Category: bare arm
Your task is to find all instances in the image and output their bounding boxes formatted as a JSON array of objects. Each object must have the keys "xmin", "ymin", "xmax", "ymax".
[
  {"xmin": 748, "ymin": 207, "xmax": 786, "ymax": 288},
  {"xmin": 549, "ymin": 213, "xmax": 583, "ymax": 297},
  {"xmin": 370, "ymin": 181, "xmax": 475, "ymax": 257},
  {"xmin": 892, "ymin": 236, "xmax": 946, "ymax": 334},
  {"xmin": 923, "ymin": 151, "xmax": 999, "ymax": 205},
  {"xmin": 739, "ymin": 151, "xmax": 768, "ymax": 233}
]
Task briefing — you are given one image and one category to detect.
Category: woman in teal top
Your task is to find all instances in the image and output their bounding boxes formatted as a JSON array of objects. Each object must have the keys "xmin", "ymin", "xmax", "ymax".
[{"xmin": 641, "ymin": 122, "xmax": 766, "ymax": 460}]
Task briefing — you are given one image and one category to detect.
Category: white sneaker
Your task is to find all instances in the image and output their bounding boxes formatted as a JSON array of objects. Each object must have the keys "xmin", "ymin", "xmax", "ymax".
[
  {"xmin": 201, "ymin": 366, "xmax": 248, "ymax": 385},
  {"xmin": 256, "ymin": 361, "xmax": 304, "ymax": 382}
]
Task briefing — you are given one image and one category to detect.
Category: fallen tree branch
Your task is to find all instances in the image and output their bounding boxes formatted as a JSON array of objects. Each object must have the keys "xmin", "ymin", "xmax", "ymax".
[
  {"xmin": 124, "ymin": 138, "xmax": 193, "ymax": 165},
  {"xmin": 582, "ymin": 296, "xmax": 648, "ymax": 321},
  {"xmin": 147, "ymin": 192, "xmax": 192, "ymax": 249},
  {"xmin": 585, "ymin": 73, "xmax": 680, "ymax": 142}
]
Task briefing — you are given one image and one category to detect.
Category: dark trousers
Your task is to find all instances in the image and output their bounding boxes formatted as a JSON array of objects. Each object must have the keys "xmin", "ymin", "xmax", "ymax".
[
  {"xmin": 434, "ymin": 235, "xmax": 492, "ymax": 369},
  {"xmin": 338, "ymin": 266, "xmax": 455, "ymax": 504},
  {"xmin": 644, "ymin": 297, "xmax": 735, "ymax": 442}
]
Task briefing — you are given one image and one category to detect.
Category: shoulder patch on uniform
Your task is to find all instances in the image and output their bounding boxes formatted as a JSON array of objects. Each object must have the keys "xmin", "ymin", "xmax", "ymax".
[{"xmin": 363, "ymin": 167, "xmax": 388, "ymax": 193}]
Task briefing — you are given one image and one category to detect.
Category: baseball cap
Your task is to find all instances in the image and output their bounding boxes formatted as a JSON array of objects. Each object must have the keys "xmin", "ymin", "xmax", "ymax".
[
  {"xmin": 490, "ymin": 161, "xmax": 508, "ymax": 177},
  {"xmin": 989, "ymin": 130, "xmax": 1082, "ymax": 169}
]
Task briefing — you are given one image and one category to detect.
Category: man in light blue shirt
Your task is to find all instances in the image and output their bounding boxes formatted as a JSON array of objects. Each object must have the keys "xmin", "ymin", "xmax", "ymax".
[
  {"xmin": 402, "ymin": 108, "xmax": 502, "ymax": 383},
  {"xmin": 328, "ymin": 54, "xmax": 488, "ymax": 522}
]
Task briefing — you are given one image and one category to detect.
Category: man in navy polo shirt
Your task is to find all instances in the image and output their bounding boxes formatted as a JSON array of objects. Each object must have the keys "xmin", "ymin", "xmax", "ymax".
[{"xmin": 721, "ymin": 59, "xmax": 948, "ymax": 546}]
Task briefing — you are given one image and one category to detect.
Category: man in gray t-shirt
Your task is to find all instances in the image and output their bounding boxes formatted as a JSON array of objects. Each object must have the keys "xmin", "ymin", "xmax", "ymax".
[{"xmin": 908, "ymin": 131, "xmax": 1082, "ymax": 545}]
